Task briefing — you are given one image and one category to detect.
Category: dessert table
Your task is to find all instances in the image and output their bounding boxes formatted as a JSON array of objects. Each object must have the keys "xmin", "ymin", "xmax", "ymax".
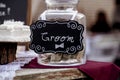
[
  {"xmin": 1, "ymin": 32, "xmax": 120, "ymax": 80},
  {"xmin": 16, "ymin": 58, "xmax": 120, "ymax": 80},
  {"xmin": 0, "ymin": 46, "xmax": 120, "ymax": 80},
  {"xmin": 14, "ymin": 68, "xmax": 86, "ymax": 80},
  {"xmin": 15, "ymin": 32, "xmax": 120, "ymax": 80}
]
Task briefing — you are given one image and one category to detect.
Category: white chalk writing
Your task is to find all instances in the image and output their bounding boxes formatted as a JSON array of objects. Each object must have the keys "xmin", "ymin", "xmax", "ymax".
[
  {"xmin": 41, "ymin": 32, "xmax": 74, "ymax": 43},
  {"xmin": 0, "ymin": 3, "xmax": 11, "ymax": 16},
  {"xmin": 0, "ymin": 11, "xmax": 6, "ymax": 16},
  {"xmin": 0, "ymin": 3, "xmax": 6, "ymax": 8}
]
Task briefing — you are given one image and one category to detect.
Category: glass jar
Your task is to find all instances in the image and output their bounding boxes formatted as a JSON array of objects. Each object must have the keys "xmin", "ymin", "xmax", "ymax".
[{"xmin": 37, "ymin": 0, "xmax": 86, "ymax": 66}]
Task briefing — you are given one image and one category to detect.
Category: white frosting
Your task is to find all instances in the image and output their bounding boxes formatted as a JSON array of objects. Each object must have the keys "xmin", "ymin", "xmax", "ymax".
[
  {"xmin": 3, "ymin": 20, "xmax": 24, "ymax": 25},
  {"xmin": 0, "ymin": 21, "xmax": 30, "ymax": 42},
  {"xmin": 0, "ymin": 21, "xmax": 29, "ymax": 30}
]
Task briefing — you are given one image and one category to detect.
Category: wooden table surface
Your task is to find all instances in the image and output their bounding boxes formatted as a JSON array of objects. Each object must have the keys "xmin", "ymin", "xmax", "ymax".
[{"xmin": 14, "ymin": 68, "xmax": 86, "ymax": 80}]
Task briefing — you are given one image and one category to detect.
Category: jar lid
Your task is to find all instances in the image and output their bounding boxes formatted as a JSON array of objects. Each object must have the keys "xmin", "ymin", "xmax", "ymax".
[{"xmin": 45, "ymin": 0, "xmax": 79, "ymax": 5}]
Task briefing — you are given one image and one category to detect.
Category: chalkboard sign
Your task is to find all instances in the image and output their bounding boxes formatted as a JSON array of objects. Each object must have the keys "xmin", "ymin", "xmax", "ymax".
[
  {"xmin": 0, "ymin": 0, "xmax": 30, "ymax": 24},
  {"xmin": 30, "ymin": 20, "xmax": 84, "ymax": 54}
]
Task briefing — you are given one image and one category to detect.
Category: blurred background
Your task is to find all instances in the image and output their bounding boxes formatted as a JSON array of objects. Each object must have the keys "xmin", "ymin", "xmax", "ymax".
[
  {"xmin": 32, "ymin": 0, "xmax": 114, "ymax": 29},
  {"xmin": 31, "ymin": 0, "xmax": 120, "ymax": 66}
]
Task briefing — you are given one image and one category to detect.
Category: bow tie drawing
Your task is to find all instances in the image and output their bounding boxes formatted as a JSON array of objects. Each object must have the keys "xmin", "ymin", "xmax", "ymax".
[{"xmin": 55, "ymin": 43, "xmax": 64, "ymax": 49}]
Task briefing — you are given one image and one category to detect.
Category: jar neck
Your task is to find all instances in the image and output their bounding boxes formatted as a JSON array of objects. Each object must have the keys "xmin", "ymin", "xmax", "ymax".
[{"xmin": 46, "ymin": 4, "xmax": 77, "ymax": 11}]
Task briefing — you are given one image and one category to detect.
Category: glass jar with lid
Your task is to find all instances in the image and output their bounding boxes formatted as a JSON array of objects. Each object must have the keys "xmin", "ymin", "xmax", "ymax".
[{"xmin": 35, "ymin": 0, "xmax": 86, "ymax": 66}]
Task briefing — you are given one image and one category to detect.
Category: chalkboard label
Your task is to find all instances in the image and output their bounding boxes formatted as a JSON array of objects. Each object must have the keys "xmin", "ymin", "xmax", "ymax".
[
  {"xmin": 0, "ymin": 0, "xmax": 27, "ymax": 24},
  {"xmin": 30, "ymin": 20, "xmax": 84, "ymax": 54}
]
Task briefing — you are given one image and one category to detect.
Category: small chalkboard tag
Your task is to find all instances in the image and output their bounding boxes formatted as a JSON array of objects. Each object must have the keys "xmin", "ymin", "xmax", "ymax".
[{"xmin": 30, "ymin": 20, "xmax": 84, "ymax": 54}]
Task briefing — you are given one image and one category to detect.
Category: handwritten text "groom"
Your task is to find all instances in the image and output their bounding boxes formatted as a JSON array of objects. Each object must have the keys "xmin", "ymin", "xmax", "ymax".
[{"xmin": 41, "ymin": 32, "xmax": 74, "ymax": 43}]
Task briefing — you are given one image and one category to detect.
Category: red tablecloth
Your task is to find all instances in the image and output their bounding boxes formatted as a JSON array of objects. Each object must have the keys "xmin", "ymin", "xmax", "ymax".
[{"xmin": 22, "ymin": 58, "xmax": 120, "ymax": 80}]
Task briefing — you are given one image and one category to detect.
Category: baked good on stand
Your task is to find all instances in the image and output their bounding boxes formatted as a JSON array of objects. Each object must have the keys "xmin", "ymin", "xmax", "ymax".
[{"xmin": 0, "ymin": 20, "xmax": 30, "ymax": 65}]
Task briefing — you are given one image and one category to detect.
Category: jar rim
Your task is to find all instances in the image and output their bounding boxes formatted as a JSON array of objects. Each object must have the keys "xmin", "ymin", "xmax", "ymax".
[{"xmin": 45, "ymin": 0, "xmax": 79, "ymax": 5}]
